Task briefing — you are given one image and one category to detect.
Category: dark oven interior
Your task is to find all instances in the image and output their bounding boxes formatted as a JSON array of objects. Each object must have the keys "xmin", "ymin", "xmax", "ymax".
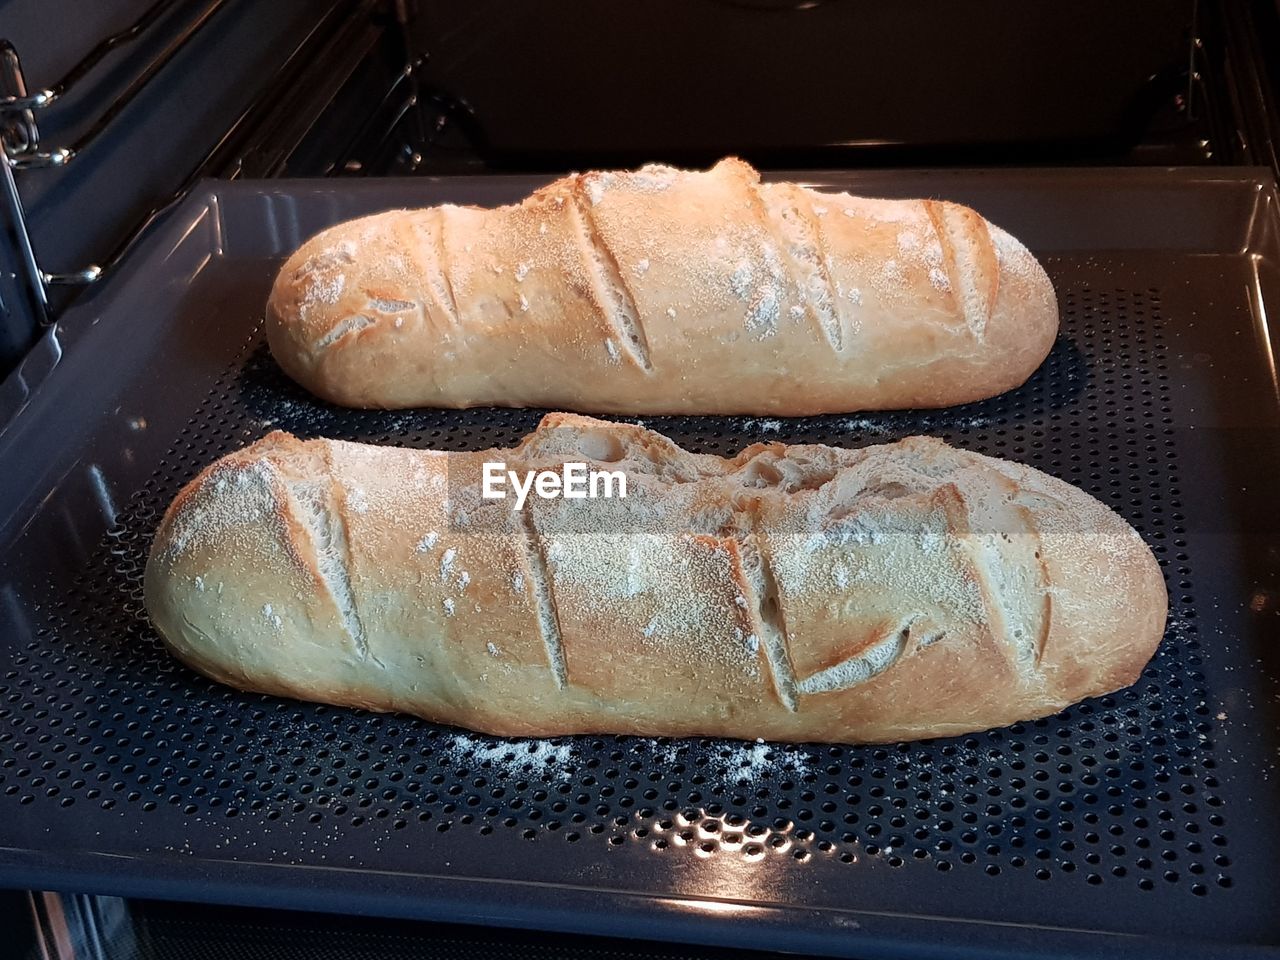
[
  {"xmin": 3, "ymin": 4, "xmax": 1280, "ymax": 960},
  {"xmin": 3, "ymin": 0, "xmax": 1280, "ymax": 380}
]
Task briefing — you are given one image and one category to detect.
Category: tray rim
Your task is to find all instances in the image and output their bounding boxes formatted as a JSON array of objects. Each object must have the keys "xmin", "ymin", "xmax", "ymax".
[
  {"xmin": 3, "ymin": 163, "xmax": 1277, "ymax": 439},
  {"xmin": 7, "ymin": 849, "xmax": 1277, "ymax": 960},
  {"xmin": 2, "ymin": 166, "xmax": 1279, "ymax": 959}
]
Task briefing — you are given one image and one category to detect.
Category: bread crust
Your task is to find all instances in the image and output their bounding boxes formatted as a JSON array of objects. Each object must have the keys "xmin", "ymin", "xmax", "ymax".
[
  {"xmin": 143, "ymin": 416, "xmax": 1165, "ymax": 743},
  {"xmin": 265, "ymin": 159, "xmax": 1059, "ymax": 415}
]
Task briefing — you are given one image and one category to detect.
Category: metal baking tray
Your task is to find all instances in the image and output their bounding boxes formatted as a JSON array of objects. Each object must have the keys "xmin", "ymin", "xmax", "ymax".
[{"xmin": 0, "ymin": 169, "xmax": 1277, "ymax": 960}]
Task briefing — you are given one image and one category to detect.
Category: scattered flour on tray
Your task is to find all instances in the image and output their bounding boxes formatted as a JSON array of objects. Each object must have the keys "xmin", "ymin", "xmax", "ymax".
[
  {"xmin": 439, "ymin": 732, "xmax": 810, "ymax": 784},
  {"xmin": 738, "ymin": 418, "xmax": 784, "ymax": 434},
  {"xmin": 840, "ymin": 412, "xmax": 996, "ymax": 437},
  {"xmin": 641, "ymin": 737, "xmax": 812, "ymax": 784},
  {"xmin": 444, "ymin": 733, "xmax": 575, "ymax": 770},
  {"xmin": 736, "ymin": 414, "xmax": 995, "ymax": 440},
  {"xmin": 719, "ymin": 740, "xmax": 811, "ymax": 783},
  {"xmin": 256, "ymin": 396, "xmax": 425, "ymax": 434}
]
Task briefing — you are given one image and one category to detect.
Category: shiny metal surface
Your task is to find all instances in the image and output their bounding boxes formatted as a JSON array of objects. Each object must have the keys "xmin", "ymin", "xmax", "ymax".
[
  {"xmin": 0, "ymin": 170, "xmax": 1277, "ymax": 960},
  {"xmin": 0, "ymin": 42, "xmax": 39, "ymax": 155},
  {"xmin": 4, "ymin": 0, "xmax": 234, "ymax": 171},
  {"xmin": 0, "ymin": 0, "xmax": 182, "ymax": 113},
  {"xmin": 0, "ymin": 138, "xmax": 47, "ymax": 316},
  {"xmin": 24, "ymin": 891, "xmax": 132, "ymax": 960},
  {"xmin": 1, "ymin": 0, "xmax": 375, "ymax": 295}
]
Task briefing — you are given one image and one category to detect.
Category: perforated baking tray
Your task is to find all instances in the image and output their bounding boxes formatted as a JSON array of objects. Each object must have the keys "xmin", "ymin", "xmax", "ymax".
[{"xmin": 1, "ymin": 169, "xmax": 1278, "ymax": 960}]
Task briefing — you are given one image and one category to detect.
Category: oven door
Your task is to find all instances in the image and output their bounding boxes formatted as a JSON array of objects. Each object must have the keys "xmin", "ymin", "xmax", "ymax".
[{"xmin": 15, "ymin": 891, "xmax": 832, "ymax": 960}]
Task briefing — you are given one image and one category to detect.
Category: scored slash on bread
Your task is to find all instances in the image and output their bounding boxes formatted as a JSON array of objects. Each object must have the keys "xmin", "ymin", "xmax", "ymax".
[
  {"xmin": 265, "ymin": 159, "xmax": 1059, "ymax": 415},
  {"xmin": 144, "ymin": 414, "xmax": 1166, "ymax": 744}
]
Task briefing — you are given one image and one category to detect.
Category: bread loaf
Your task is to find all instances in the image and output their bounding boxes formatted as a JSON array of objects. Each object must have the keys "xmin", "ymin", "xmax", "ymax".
[
  {"xmin": 143, "ymin": 415, "xmax": 1165, "ymax": 743},
  {"xmin": 266, "ymin": 159, "xmax": 1058, "ymax": 415}
]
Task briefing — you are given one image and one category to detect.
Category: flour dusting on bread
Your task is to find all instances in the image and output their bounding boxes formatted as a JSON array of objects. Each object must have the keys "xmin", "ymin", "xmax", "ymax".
[
  {"xmin": 146, "ymin": 418, "xmax": 1163, "ymax": 743},
  {"xmin": 266, "ymin": 158, "xmax": 1058, "ymax": 414}
]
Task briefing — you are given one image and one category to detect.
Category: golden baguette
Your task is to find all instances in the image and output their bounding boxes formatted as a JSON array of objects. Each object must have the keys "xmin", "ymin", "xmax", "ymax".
[
  {"xmin": 266, "ymin": 159, "xmax": 1058, "ymax": 415},
  {"xmin": 144, "ymin": 415, "xmax": 1165, "ymax": 743}
]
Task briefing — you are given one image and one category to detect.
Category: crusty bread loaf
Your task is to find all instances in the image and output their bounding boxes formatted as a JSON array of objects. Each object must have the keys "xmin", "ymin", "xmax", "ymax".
[
  {"xmin": 143, "ymin": 415, "xmax": 1165, "ymax": 743},
  {"xmin": 265, "ymin": 159, "xmax": 1058, "ymax": 415}
]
